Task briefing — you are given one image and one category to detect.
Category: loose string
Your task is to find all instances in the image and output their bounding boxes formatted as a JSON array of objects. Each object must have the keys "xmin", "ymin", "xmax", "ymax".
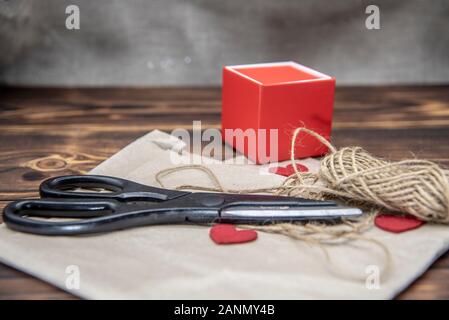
[{"xmin": 155, "ymin": 165, "xmax": 391, "ymax": 282}]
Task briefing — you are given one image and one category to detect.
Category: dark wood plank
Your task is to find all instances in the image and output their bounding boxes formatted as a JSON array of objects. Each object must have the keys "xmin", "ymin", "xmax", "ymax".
[
  {"xmin": 0, "ymin": 86, "xmax": 448, "ymax": 299},
  {"xmin": 397, "ymin": 265, "xmax": 449, "ymax": 299},
  {"xmin": 0, "ymin": 266, "xmax": 76, "ymax": 300}
]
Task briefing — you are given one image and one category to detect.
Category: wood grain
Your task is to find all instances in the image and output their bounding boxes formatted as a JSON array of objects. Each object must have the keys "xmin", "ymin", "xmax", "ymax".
[{"xmin": 0, "ymin": 86, "xmax": 448, "ymax": 299}]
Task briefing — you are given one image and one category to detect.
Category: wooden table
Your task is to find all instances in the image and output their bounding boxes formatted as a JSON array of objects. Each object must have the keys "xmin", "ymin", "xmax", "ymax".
[{"xmin": 0, "ymin": 86, "xmax": 448, "ymax": 299}]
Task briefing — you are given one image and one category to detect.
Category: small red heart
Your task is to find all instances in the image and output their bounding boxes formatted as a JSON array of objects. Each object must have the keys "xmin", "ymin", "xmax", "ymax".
[
  {"xmin": 375, "ymin": 214, "xmax": 425, "ymax": 233},
  {"xmin": 209, "ymin": 224, "xmax": 258, "ymax": 245},
  {"xmin": 269, "ymin": 163, "xmax": 309, "ymax": 177}
]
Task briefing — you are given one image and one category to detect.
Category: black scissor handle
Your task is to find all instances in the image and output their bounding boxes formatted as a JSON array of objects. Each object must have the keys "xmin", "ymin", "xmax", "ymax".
[
  {"xmin": 39, "ymin": 175, "xmax": 189, "ymax": 202},
  {"xmin": 3, "ymin": 198, "xmax": 193, "ymax": 235},
  {"xmin": 3, "ymin": 198, "xmax": 119, "ymax": 235}
]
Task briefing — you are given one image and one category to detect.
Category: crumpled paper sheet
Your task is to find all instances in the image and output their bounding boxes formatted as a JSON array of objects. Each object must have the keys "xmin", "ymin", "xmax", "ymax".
[{"xmin": 0, "ymin": 130, "xmax": 448, "ymax": 299}]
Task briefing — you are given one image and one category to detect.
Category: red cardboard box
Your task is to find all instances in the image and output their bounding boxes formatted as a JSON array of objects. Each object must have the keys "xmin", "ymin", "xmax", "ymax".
[{"xmin": 222, "ymin": 61, "xmax": 335, "ymax": 164}]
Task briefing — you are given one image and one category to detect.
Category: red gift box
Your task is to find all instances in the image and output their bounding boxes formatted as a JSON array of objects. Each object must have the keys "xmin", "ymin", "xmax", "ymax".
[{"xmin": 222, "ymin": 61, "xmax": 335, "ymax": 164}]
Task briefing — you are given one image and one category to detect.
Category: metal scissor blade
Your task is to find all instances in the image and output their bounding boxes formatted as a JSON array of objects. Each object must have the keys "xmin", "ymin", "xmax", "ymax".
[{"xmin": 220, "ymin": 206, "xmax": 363, "ymax": 221}]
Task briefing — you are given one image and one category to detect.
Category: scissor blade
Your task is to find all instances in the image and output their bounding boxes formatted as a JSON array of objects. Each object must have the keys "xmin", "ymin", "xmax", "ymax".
[{"xmin": 220, "ymin": 206, "xmax": 362, "ymax": 221}]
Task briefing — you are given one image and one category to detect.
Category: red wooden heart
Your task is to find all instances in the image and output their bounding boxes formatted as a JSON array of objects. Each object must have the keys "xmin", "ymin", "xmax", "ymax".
[
  {"xmin": 209, "ymin": 224, "xmax": 258, "ymax": 245},
  {"xmin": 375, "ymin": 214, "xmax": 425, "ymax": 233},
  {"xmin": 269, "ymin": 163, "xmax": 309, "ymax": 177}
]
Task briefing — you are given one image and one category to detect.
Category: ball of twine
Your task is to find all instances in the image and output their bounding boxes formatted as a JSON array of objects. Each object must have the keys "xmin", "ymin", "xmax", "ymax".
[{"xmin": 283, "ymin": 128, "xmax": 449, "ymax": 223}]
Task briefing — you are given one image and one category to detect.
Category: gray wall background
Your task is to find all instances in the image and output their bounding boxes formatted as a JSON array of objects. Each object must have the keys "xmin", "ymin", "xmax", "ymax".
[{"xmin": 0, "ymin": 0, "xmax": 448, "ymax": 86}]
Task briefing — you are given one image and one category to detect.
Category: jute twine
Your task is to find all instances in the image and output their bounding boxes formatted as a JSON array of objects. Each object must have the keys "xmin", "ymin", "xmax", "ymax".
[
  {"xmin": 280, "ymin": 128, "xmax": 449, "ymax": 223},
  {"xmin": 155, "ymin": 128, "xmax": 449, "ymax": 280}
]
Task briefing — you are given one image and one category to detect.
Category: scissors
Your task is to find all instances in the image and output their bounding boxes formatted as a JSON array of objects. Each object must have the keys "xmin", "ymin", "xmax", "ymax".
[{"xmin": 3, "ymin": 175, "xmax": 362, "ymax": 236}]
